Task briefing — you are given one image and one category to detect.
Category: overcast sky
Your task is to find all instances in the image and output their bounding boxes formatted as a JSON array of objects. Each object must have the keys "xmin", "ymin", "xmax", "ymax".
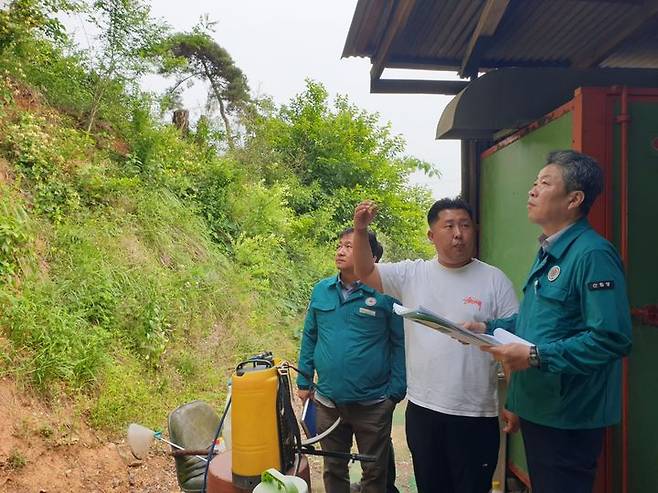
[{"xmin": 70, "ymin": 0, "xmax": 463, "ymax": 199}]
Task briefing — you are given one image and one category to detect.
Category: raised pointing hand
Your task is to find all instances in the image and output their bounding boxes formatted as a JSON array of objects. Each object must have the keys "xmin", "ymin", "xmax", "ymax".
[{"xmin": 354, "ymin": 200, "xmax": 378, "ymax": 230}]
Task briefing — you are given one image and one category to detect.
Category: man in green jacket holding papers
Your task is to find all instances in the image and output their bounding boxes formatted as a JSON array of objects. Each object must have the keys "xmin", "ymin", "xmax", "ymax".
[{"xmin": 467, "ymin": 150, "xmax": 632, "ymax": 493}]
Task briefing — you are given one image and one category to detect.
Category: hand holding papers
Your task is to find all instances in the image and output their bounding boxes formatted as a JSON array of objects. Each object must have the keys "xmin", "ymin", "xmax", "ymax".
[
  {"xmin": 491, "ymin": 327, "xmax": 532, "ymax": 346},
  {"xmin": 392, "ymin": 303, "xmax": 531, "ymax": 347}
]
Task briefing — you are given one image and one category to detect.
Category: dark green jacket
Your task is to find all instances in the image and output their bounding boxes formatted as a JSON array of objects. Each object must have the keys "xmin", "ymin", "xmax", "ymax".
[
  {"xmin": 297, "ymin": 275, "xmax": 406, "ymax": 404},
  {"xmin": 488, "ymin": 218, "xmax": 632, "ymax": 429}
]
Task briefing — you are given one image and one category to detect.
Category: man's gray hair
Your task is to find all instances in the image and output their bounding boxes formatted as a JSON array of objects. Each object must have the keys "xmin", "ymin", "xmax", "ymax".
[{"xmin": 546, "ymin": 150, "xmax": 604, "ymax": 215}]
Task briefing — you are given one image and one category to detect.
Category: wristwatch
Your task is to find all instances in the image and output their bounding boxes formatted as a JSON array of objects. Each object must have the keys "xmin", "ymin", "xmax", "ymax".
[{"xmin": 528, "ymin": 345, "xmax": 541, "ymax": 368}]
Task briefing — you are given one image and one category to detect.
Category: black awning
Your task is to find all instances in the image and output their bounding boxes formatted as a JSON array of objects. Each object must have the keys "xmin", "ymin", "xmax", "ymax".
[{"xmin": 436, "ymin": 67, "xmax": 658, "ymax": 140}]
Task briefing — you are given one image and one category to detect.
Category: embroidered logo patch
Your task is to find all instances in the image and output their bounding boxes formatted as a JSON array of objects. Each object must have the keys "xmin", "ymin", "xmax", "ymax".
[
  {"xmin": 365, "ymin": 297, "xmax": 377, "ymax": 306},
  {"xmin": 588, "ymin": 280, "xmax": 615, "ymax": 291},
  {"xmin": 547, "ymin": 265, "xmax": 561, "ymax": 282}
]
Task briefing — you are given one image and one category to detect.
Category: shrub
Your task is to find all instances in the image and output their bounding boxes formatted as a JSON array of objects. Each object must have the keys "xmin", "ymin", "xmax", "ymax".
[{"xmin": 0, "ymin": 187, "xmax": 31, "ymax": 280}]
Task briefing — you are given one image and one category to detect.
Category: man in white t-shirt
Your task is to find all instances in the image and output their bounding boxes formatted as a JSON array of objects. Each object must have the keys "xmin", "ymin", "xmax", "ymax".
[{"xmin": 353, "ymin": 197, "xmax": 519, "ymax": 493}]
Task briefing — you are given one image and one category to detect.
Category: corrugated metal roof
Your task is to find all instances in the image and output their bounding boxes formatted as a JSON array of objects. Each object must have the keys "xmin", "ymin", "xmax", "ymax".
[
  {"xmin": 601, "ymin": 16, "xmax": 658, "ymax": 68},
  {"xmin": 343, "ymin": 0, "xmax": 658, "ymax": 78},
  {"xmin": 485, "ymin": 1, "xmax": 639, "ymax": 63},
  {"xmin": 342, "ymin": 0, "xmax": 388, "ymax": 58}
]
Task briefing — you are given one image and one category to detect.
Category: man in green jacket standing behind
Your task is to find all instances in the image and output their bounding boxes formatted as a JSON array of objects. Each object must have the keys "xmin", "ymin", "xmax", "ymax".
[
  {"xmin": 297, "ymin": 227, "xmax": 405, "ymax": 493},
  {"xmin": 468, "ymin": 150, "xmax": 632, "ymax": 493}
]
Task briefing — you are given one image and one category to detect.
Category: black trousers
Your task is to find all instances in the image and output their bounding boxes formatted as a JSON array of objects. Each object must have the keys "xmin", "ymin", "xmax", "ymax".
[
  {"xmin": 521, "ymin": 418, "xmax": 604, "ymax": 493},
  {"xmin": 386, "ymin": 438, "xmax": 399, "ymax": 493},
  {"xmin": 405, "ymin": 401, "xmax": 499, "ymax": 493}
]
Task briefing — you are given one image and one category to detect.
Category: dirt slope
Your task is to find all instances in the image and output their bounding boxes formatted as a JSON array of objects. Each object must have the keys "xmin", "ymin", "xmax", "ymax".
[
  {"xmin": 0, "ymin": 377, "xmax": 179, "ymax": 493},
  {"xmin": 0, "ymin": 376, "xmax": 416, "ymax": 492}
]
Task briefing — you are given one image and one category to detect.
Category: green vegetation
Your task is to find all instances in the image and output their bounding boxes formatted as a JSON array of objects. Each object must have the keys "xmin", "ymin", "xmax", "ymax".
[
  {"xmin": 0, "ymin": 0, "xmax": 437, "ymax": 432},
  {"xmin": 6, "ymin": 448, "xmax": 27, "ymax": 469}
]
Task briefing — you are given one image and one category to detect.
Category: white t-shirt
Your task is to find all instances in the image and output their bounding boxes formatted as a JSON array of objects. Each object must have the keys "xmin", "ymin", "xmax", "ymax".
[{"xmin": 378, "ymin": 258, "xmax": 518, "ymax": 417}]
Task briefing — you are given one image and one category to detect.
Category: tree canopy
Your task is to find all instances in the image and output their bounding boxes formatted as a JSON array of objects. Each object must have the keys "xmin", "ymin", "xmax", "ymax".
[
  {"xmin": 241, "ymin": 79, "xmax": 437, "ymax": 258},
  {"xmin": 162, "ymin": 31, "xmax": 250, "ymax": 150},
  {"xmin": 84, "ymin": 0, "xmax": 167, "ymax": 131}
]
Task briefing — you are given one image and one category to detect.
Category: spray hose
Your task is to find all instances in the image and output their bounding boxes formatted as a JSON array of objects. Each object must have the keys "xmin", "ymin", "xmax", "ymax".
[{"xmin": 201, "ymin": 394, "xmax": 231, "ymax": 493}]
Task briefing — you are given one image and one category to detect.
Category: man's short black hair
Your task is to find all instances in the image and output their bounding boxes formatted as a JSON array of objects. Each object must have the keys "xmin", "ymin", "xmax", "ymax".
[
  {"xmin": 427, "ymin": 197, "xmax": 474, "ymax": 226},
  {"xmin": 546, "ymin": 150, "xmax": 604, "ymax": 216},
  {"xmin": 339, "ymin": 227, "xmax": 384, "ymax": 262}
]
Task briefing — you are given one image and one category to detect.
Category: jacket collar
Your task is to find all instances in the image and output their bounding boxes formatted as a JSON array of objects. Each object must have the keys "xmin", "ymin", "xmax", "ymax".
[
  {"xmin": 329, "ymin": 274, "xmax": 376, "ymax": 295},
  {"xmin": 524, "ymin": 217, "xmax": 591, "ymax": 289},
  {"xmin": 545, "ymin": 216, "xmax": 591, "ymax": 260}
]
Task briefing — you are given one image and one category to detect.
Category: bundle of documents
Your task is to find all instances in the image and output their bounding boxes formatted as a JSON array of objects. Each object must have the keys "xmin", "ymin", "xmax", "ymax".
[{"xmin": 392, "ymin": 303, "xmax": 531, "ymax": 347}]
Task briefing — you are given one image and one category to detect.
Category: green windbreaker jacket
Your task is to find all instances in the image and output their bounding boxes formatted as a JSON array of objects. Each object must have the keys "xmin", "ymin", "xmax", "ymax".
[
  {"xmin": 487, "ymin": 218, "xmax": 632, "ymax": 429},
  {"xmin": 297, "ymin": 275, "xmax": 406, "ymax": 404}
]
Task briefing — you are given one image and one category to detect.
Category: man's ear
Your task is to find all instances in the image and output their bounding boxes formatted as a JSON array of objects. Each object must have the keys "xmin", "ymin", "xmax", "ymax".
[
  {"xmin": 567, "ymin": 190, "xmax": 585, "ymax": 211},
  {"xmin": 427, "ymin": 229, "xmax": 434, "ymax": 242}
]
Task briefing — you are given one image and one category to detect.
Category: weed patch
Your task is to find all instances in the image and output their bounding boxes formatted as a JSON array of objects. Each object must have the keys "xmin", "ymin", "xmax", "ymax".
[{"xmin": 6, "ymin": 448, "xmax": 27, "ymax": 470}]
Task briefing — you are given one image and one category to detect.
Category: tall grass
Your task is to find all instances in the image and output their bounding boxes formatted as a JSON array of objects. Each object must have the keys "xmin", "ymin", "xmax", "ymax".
[
  {"xmin": 0, "ymin": 87, "xmax": 328, "ymax": 429},
  {"xmin": 0, "ymin": 10, "xmax": 433, "ymax": 436}
]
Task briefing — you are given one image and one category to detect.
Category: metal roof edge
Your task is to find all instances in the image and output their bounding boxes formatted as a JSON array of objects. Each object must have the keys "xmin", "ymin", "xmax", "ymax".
[{"xmin": 341, "ymin": 0, "xmax": 378, "ymax": 59}]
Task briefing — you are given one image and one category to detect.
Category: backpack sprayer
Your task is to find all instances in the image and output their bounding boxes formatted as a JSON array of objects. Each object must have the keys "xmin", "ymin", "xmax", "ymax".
[{"xmin": 128, "ymin": 351, "xmax": 374, "ymax": 492}]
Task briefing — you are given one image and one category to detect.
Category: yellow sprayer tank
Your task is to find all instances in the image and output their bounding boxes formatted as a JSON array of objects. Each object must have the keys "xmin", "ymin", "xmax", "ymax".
[{"xmin": 231, "ymin": 359, "xmax": 282, "ymax": 490}]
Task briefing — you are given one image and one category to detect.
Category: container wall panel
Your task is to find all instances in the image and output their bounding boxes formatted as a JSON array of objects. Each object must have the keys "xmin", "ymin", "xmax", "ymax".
[
  {"xmin": 479, "ymin": 113, "xmax": 573, "ymax": 479},
  {"xmin": 480, "ymin": 114, "xmax": 573, "ymax": 292},
  {"xmin": 626, "ymin": 101, "xmax": 658, "ymax": 493}
]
